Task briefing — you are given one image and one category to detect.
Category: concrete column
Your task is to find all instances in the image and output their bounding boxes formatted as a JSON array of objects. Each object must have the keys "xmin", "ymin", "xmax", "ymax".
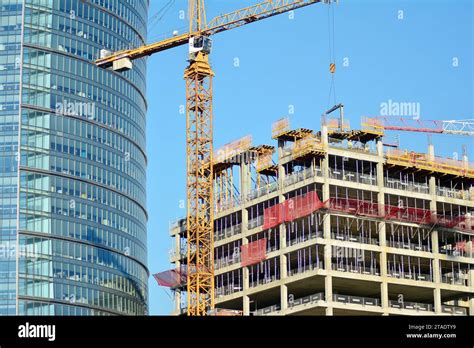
[
  {"xmin": 325, "ymin": 274, "xmax": 333, "ymax": 302},
  {"xmin": 428, "ymin": 143, "xmax": 438, "ymax": 227},
  {"xmin": 429, "ymin": 175, "xmax": 437, "ymax": 230},
  {"xmin": 242, "ymin": 236, "xmax": 249, "ymax": 305},
  {"xmin": 380, "ymin": 233, "xmax": 389, "ymax": 314},
  {"xmin": 321, "ymin": 124, "xmax": 329, "ymax": 150},
  {"xmin": 376, "ymin": 139, "xmax": 384, "ymax": 157},
  {"xmin": 280, "ymin": 284, "xmax": 288, "ymax": 311},
  {"xmin": 323, "ymin": 210, "xmax": 331, "ymax": 240},
  {"xmin": 431, "ymin": 229, "xmax": 441, "ymax": 313},
  {"xmin": 468, "ymin": 269, "xmax": 474, "ymax": 287},
  {"xmin": 325, "ymin": 275, "xmax": 333, "ymax": 315},
  {"xmin": 432, "ymin": 229, "xmax": 442, "ymax": 314},
  {"xmin": 175, "ymin": 260, "xmax": 181, "ymax": 314},
  {"xmin": 376, "ymin": 139, "xmax": 385, "ymax": 216},
  {"xmin": 241, "ymin": 161, "xmax": 249, "ymax": 278},
  {"xmin": 242, "ymin": 231, "xmax": 250, "ymax": 315},
  {"xmin": 243, "ymin": 295, "xmax": 250, "ymax": 316},
  {"xmin": 279, "ymin": 191, "xmax": 287, "ymax": 279},
  {"xmin": 469, "ymin": 298, "xmax": 474, "ymax": 316},
  {"xmin": 279, "ymin": 222, "xmax": 287, "ymax": 250},
  {"xmin": 277, "ymin": 139, "xmax": 285, "ymax": 161},
  {"xmin": 429, "ymin": 176, "xmax": 436, "ymax": 207},
  {"xmin": 322, "ymin": 155, "xmax": 330, "ymax": 202},
  {"xmin": 379, "ymin": 222, "xmax": 387, "ymax": 248},
  {"xmin": 324, "ymin": 245, "xmax": 332, "ymax": 270},
  {"xmin": 278, "ymin": 139, "xmax": 285, "ymax": 189},
  {"xmin": 376, "ymin": 138, "xmax": 389, "ymax": 314},
  {"xmin": 241, "ymin": 160, "xmax": 250, "ymax": 204},
  {"xmin": 434, "ymin": 288, "xmax": 442, "ymax": 314},
  {"xmin": 175, "ymin": 234, "xmax": 181, "ymax": 256},
  {"xmin": 380, "ymin": 245, "xmax": 387, "ymax": 277},
  {"xmin": 321, "ymin": 123, "xmax": 332, "ymax": 316},
  {"xmin": 431, "ymin": 230, "xmax": 439, "ymax": 255},
  {"xmin": 381, "ymin": 282, "xmax": 389, "ymax": 313},
  {"xmin": 321, "ymin": 121, "xmax": 330, "ymax": 202},
  {"xmin": 241, "ymin": 204, "xmax": 248, "ymax": 236},
  {"xmin": 280, "ymin": 253, "xmax": 287, "ymax": 279},
  {"xmin": 428, "ymin": 143, "xmax": 435, "ymax": 162}
]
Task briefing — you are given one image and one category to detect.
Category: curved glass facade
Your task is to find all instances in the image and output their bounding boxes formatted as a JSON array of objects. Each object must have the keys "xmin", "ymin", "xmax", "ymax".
[{"xmin": 1, "ymin": 0, "xmax": 149, "ymax": 315}]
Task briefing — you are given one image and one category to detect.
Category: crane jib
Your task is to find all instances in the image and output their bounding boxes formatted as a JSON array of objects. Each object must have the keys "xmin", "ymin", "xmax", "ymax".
[{"xmin": 95, "ymin": 0, "xmax": 324, "ymax": 68}]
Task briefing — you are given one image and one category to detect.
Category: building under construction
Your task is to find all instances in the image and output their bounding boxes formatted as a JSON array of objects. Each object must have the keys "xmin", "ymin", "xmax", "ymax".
[{"xmin": 161, "ymin": 112, "xmax": 474, "ymax": 316}]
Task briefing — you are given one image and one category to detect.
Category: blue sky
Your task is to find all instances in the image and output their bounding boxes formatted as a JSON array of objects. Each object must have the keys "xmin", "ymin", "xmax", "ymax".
[{"xmin": 145, "ymin": 0, "xmax": 473, "ymax": 315}]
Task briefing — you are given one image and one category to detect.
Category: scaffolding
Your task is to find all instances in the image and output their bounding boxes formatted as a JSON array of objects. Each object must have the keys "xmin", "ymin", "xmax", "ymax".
[
  {"xmin": 254, "ymin": 145, "xmax": 276, "ymax": 173},
  {"xmin": 386, "ymin": 148, "xmax": 474, "ymax": 178}
]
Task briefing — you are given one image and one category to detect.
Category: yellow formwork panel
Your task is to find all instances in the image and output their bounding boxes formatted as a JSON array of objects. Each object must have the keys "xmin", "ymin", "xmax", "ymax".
[
  {"xmin": 272, "ymin": 118, "xmax": 290, "ymax": 139},
  {"xmin": 292, "ymin": 134, "xmax": 326, "ymax": 160}
]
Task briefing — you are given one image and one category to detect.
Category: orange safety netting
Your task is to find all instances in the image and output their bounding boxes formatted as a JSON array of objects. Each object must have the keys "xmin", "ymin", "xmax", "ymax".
[
  {"xmin": 153, "ymin": 267, "xmax": 187, "ymax": 288},
  {"xmin": 241, "ymin": 238, "xmax": 267, "ymax": 267}
]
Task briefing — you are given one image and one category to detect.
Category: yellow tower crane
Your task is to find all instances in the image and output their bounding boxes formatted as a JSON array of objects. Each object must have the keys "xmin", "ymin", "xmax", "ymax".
[{"xmin": 96, "ymin": 0, "xmax": 330, "ymax": 316}]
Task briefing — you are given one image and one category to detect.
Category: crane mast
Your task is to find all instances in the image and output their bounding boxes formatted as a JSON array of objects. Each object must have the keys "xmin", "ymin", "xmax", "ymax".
[{"xmin": 185, "ymin": 0, "xmax": 215, "ymax": 316}]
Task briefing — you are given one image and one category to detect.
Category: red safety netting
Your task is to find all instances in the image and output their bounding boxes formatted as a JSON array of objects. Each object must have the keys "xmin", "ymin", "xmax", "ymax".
[
  {"xmin": 328, "ymin": 198, "xmax": 381, "ymax": 218},
  {"xmin": 436, "ymin": 215, "xmax": 474, "ymax": 232},
  {"xmin": 263, "ymin": 191, "xmax": 324, "ymax": 229},
  {"xmin": 384, "ymin": 205, "xmax": 433, "ymax": 224},
  {"xmin": 436, "ymin": 215, "xmax": 463, "ymax": 228},
  {"xmin": 263, "ymin": 204, "xmax": 284, "ymax": 230},
  {"xmin": 153, "ymin": 266, "xmax": 187, "ymax": 288},
  {"xmin": 455, "ymin": 241, "xmax": 467, "ymax": 251},
  {"xmin": 285, "ymin": 191, "xmax": 325, "ymax": 221},
  {"xmin": 241, "ymin": 238, "xmax": 267, "ymax": 267},
  {"xmin": 454, "ymin": 240, "xmax": 473, "ymax": 253}
]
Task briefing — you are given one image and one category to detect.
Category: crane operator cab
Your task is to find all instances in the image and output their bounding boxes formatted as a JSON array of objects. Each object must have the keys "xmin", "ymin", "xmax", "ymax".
[{"xmin": 188, "ymin": 36, "xmax": 212, "ymax": 61}]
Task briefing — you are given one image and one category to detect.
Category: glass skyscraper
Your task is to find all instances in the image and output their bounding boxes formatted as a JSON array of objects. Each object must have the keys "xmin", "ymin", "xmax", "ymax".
[{"xmin": 0, "ymin": 0, "xmax": 149, "ymax": 315}]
